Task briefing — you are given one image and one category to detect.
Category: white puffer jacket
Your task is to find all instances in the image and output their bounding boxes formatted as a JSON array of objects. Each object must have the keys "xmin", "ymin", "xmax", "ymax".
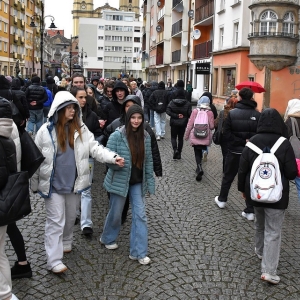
[{"xmin": 31, "ymin": 91, "xmax": 118, "ymax": 198}]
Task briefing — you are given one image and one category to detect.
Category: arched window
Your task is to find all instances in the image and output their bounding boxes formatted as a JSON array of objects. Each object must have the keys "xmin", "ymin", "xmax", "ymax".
[
  {"xmin": 283, "ymin": 12, "xmax": 295, "ymax": 35},
  {"xmin": 260, "ymin": 11, "xmax": 278, "ymax": 35}
]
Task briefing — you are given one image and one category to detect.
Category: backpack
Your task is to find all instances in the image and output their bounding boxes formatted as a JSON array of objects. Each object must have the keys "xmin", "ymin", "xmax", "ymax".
[
  {"xmin": 246, "ymin": 137, "xmax": 286, "ymax": 203},
  {"xmin": 289, "ymin": 117, "xmax": 300, "ymax": 158},
  {"xmin": 193, "ymin": 108, "xmax": 209, "ymax": 138}
]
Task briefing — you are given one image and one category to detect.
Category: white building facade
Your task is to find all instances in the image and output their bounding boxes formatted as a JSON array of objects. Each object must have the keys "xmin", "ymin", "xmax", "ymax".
[{"xmin": 79, "ymin": 10, "xmax": 142, "ymax": 79}]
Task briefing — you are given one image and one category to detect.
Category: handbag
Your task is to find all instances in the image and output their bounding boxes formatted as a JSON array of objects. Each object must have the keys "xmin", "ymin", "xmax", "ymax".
[
  {"xmin": 213, "ymin": 110, "xmax": 224, "ymax": 145},
  {"xmin": 289, "ymin": 117, "xmax": 300, "ymax": 158},
  {"xmin": 20, "ymin": 131, "xmax": 45, "ymax": 178}
]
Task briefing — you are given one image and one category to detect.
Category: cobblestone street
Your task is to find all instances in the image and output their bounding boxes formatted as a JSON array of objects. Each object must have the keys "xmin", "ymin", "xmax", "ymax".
[{"xmin": 7, "ymin": 125, "xmax": 300, "ymax": 300}]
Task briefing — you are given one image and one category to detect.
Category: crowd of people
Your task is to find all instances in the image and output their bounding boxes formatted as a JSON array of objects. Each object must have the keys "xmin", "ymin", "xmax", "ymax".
[{"xmin": 1, "ymin": 72, "xmax": 300, "ymax": 299}]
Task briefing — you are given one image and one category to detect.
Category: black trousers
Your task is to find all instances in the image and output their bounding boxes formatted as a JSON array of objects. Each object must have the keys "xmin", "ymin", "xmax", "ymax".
[
  {"xmin": 170, "ymin": 125, "xmax": 186, "ymax": 152},
  {"xmin": 193, "ymin": 145, "xmax": 206, "ymax": 165},
  {"xmin": 6, "ymin": 222, "xmax": 27, "ymax": 262},
  {"xmin": 219, "ymin": 151, "xmax": 253, "ymax": 213}
]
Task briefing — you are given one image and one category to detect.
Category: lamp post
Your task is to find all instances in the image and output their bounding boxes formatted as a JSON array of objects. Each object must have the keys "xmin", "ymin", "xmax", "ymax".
[
  {"xmin": 122, "ymin": 55, "xmax": 129, "ymax": 77},
  {"xmin": 30, "ymin": 2, "xmax": 56, "ymax": 79},
  {"xmin": 67, "ymin": 36, "xmax": 78, "ymax": 76},
  {"xmin": 79, "ymin": 47, "xmax": 87, "ymax": 68}
]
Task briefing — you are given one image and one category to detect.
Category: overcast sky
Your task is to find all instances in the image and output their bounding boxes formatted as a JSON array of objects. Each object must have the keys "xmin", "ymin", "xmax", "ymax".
[{"xmin": 44, "ymin": 0, "xmax": 120, "ymax": 38}]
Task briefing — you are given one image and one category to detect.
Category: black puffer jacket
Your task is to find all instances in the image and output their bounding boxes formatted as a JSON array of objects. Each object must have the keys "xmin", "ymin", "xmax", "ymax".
[
  {"xmin": 142, "ymin": 87, "xmax": 153, "ymax": 109},
  {"xmin": 11, "ymin": 78, "xmax": 29, "ymax": 119},
  {"xmin": 166, "ymin": 98, "xmax": 192, "ymax": 127},
  {"xmin": 25, "ymin": 83, "xmax": 48, "ymax": 110},
  {"xmin": 238, "ymin": 108, "xmax": 297, "ymax": 209},
  {"xmin": 82, "ymin": 104, "xmax": 102, "ymax": 138},
  {"xmin": 99, "ymin": 95, "xmax": 162, "ymax": 176},
  {"xmin": 223, "ymin": 99, "xmax": 261, "ymax": 153},
  {"xmin": 149, "ymin": 82, "xmax": 169, "ymax": 113}
]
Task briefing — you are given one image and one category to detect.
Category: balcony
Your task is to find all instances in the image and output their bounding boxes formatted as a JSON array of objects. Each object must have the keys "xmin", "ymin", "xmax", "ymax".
[
  {"xmin": 195, "ymin": 0, "xmax": 214, "ymax": 24},
  {"xmin": 194, "ymin": 40, "xmax": 212, "ymax": 59},
  {"xmin": 248, "ymin": 31, "xmax": 299, "ymax": 39},
  {"xmin": 172, "ymin": 19, "xmax": 182, "ymax": 36},
  {"xmin": 172, "ymin": 50, "xmax": 181, "ymax": 62},
  {"xmin": 158, "ymin": 7, "xmax": 165, "ymax": 21},
  {"xmin": 156, "ymin": 55, "xmax": 163, "ymax": 65},
  {"xmin": 172, "ymin": 0, "xmax": 182, "ymax": 8}
]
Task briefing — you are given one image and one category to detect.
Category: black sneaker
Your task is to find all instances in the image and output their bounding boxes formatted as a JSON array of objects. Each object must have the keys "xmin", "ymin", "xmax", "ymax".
[
  {"xmin": 82, "ymin": 227, "xmax": 93, "ymax": 236},
  {"xmin": 11, "ymin": 261, "xmax": 32, "ymax": 280}
]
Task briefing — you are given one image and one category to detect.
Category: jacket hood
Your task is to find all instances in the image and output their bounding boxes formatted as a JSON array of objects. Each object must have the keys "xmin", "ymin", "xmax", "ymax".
[
  {"xmin": 257, "ymin": 108, "xmax": 286, "ymax": 135},
  {"xmin": 236, "ymin": 98, "xmax": 257, "ymax": 109},
  {"xmin": 48, "ymin": 91, "xmax": 81, "ymax": 124},
  {"xmin": 112, "ymin": 81, "xmax": 129, "ymax": 100},
  {"xmin": 11, "ymin": 78, "xmax": 21, "ymax": 90},
  {"xmin": 0, "ymin": 98, "xmax": 12, "ymax": 119},
  {"xmin": 120, "ymin": 95, "xmax": 141, "ymax": 123},
  {"xmin": 173, "ymin": 98, "xmax": 187, "ymax": 106}
]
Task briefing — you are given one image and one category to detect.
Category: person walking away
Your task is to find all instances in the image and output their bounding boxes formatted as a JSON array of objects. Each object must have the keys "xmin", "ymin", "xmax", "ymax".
[
  {"xmin": 25, "ymin": 76, "xmax": 48, "ymax": 135},
  {"xmin": 214, "ymin": 96, "xmax": 238, "ymax": 171},
  {"xmin": 142, "ymin": 82, "xmax": 153, "ymax": 123},
  {"xmin": 101, "ymin": 105, "xmax": 155, "ymax": 265},
  {"xmin": 238, "ymin": 108, "xmax": 297, "ymax": 284},
  {"xmin": 41, "ymin": 81, "xmax": 53, "ymax": 123},
  {"xmin": 149, "ymin": 81, "xmax": 169, "ymax": 140},
  {"xmin": 149, "ymin": 81, "xmax": 158, "ymax": 129},
  {"xmin": 184, "ymin": 96, "xmax": 214, "ymax": 181},
  {"xmin": 166, "ymin": 89, "xmax": 192, "ymax": 159},
  {"xmin": 214, "ymin": 88, "xmax": 261, "ymax": 221},
  {"xmin": 0, "ymin": 99, "xmax": 19, "ymax": 300},
  {"xmin": 284, "ymin": 98, "xmax": 300, "ymax": 200},
  {"xmin": 186, "ymin": 81, "xmax": 193, "ymax": 102},
  {"xmin": 46, "ymin": 76, "xmax": 58, "ymax": 97},
  {"xmin": 31, "ymin": 91, "xmax": 124, "ymax": 274},
  {"xmin": 70, "ymin": 87, "xmax": 104, "ymax": 236}
]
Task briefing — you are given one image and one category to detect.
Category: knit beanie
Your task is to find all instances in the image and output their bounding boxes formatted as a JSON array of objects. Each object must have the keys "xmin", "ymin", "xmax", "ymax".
[
  {"xmin": 158, "ymin": 81, "xmax": 165, "ymax": 89},
  {"xmin": 5, "ymin": 76, "xmax": 12, "ymax": 83},
  {"xmin": 177, "ymin": 80, "xmax": 184, "ymax": 88},
  {"xmin": 125, "ymin": 104, "xmax": 144, "ymax": 127}
]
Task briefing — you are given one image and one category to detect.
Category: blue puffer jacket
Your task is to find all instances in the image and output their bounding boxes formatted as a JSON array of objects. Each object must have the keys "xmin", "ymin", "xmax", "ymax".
[{"xmin": 104, "ymin": 126, "xmax": 155, "ymax": 197}]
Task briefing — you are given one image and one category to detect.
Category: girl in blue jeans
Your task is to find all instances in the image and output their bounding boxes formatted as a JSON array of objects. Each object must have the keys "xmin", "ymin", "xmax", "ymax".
[{"xmin": 101, "ymin": 105, "xmax": 155, "ymax": 265}]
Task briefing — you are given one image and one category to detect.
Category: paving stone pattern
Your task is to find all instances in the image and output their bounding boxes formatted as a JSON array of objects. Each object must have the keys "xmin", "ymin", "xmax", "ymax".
[{"xmin": 8, "ymin": 125, "xmax": 300, "ymax": 299}]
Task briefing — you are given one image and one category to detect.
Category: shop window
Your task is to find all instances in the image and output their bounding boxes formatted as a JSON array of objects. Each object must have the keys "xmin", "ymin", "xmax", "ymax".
[{"xmin": 222, "ymin": 68, "xmax": 236, "ymax": 96}]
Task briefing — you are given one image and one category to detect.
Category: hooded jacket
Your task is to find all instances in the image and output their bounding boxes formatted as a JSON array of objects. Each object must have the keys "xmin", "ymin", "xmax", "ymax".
[
  {"xmin": 100, "ymin": 95, "xmax": 162, "ymax": 176},
  {"xmin": 10, "ymin": 78, "xmax": 29, "ymax": 120},
  {"xmin": 103, "ymin": 81, "xmax": 129, "ymax": 125},
  {"xmin": 31, "ymin": 91, "xmax": 118, "ymax": 197},
  {"xmin": 25, "ymin": 82, "xmax": 48, "ymax": 110},
  {"xmin": 223, "ymin": 99, "xmax": 261, "ymax": 154},
  {"xmin": 149, "ymin": 81, "xmax": 169, "ymax": 113},
  {"xmin": 238, "ymin": 108, "xmax": 297, "ymax": 209}
]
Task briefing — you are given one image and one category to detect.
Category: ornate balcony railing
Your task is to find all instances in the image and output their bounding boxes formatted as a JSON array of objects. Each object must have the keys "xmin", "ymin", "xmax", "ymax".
[{"xmin": 248, "ymin": 32, "xmax": 299, "ymax": 39}]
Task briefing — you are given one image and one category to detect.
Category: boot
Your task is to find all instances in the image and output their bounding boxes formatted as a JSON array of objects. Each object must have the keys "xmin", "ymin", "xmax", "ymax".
[
  {"xmin": 176, "ymin": 151, "xmax": 181, "ymax": 159},
  {"xmin": 173, "ymin": 149, "xmax": 178, "ymax": 159},
  {"xmin": 196, "ymin": 164, "xmax": 204, "ymax": 181},
  {"xmin": 11, "ymin": 261, "xmax": 32, "ymax": 279}
]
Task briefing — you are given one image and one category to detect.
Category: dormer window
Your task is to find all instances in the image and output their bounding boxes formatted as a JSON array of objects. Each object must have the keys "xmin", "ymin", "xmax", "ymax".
[
  {"xmin": 283, "ymin": 12, "xmax": 295, "ymax": 35},
  {"xmin": 260, "ymin": 11, "xmax": 278, "ymax": 35}
]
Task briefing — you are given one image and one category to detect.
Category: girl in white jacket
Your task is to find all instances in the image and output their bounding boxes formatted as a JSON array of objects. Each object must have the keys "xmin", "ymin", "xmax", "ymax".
[{"xmin": 31, "ymin": 91, "xmax": 124, "ymax": 274}]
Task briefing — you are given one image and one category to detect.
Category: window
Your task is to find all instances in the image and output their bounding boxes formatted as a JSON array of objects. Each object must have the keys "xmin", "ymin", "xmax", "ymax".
[
  {"xmin": 124, "ymin": 36, "xmax": 132, "ymax": 42},
  {"xmin": 4, "ymin": 3, "xmax": 8, "ymax": 13},
  {"xmin": 105, "ymin": 25, "xmax": 113, "ymax": 31},
  {"xmin": 222, "ymin": 68, "xmax": 236, "ymax": 96},
  {"xmin": 234, "ymin": 22, "xmax": 239, "ymax": 45},
  {"xmin": 112, "ymin": 36, "xmax": 122, "ymax": 41},
  {"xmin": 105, "ymin": 46, "xmax": 122, "ymax": 51},
  {"xmin": 260, "ymin": 11, "xmax": 277, "ymax": 35},
  {"xmin": 134, "ymin": 27, "xmax": 141, "ymax": 32},
  {"xmin": 124, "ymin": 16, "xmax": 133, "ymax": 22},
  {"xmin": 283, "ymin": 12, "xmax": 294, "ymax": 35},
  {"xmin": 106, "ymin": 15, "xmax": 112, "ymax": 20},
  {"xmin": 134, "ymin": 47, "xmax": 140, "ymax": 53},
  {"xmin": 115, "ymin": 26, "xmax": 123, "ymax": 31},
  {"xmin": 123, "ymin": 26, "xmax": 133, "ymax": 32},
  {"xmin": 124, "ymin": 47, "xmax": 132, "ymax": 52},
  {"xmin": 0, "ymin": 41, "xmax": 2, "ymax": 51},
  {"xmin": 220, "ymin": 0, "xmax": 225, "ymax": 10},
  {"xmin": 98, "ymin": 36, "xmax": 104, "ymax": 40},
  {"xmin": 219, "ymin": 27, "xmax": 224, "ymax": 48},
  {"xmin": 99, "ymin": 25, "xmax": 104, "ymax": 30},
  {"xmin": 134, "ymin": 37, "xmax": 140, "ymax": 42},
  {"xmin": 4, "ymin": 42, "xmax": 7, "ymax": 52},
  {"xmin": 113, "ymin": 15, "xmax": 123, "ymax": 21},
  {"xmin": 105, "ymin": 35, "xmax": 111, "ymax": 41},
  {"xmin": 97, "ymin": 57, "xmax": 103, "ymax": 61},
  {"xmin": 98, "ymin": 46, "xmax": 103, "ymax": 50}
]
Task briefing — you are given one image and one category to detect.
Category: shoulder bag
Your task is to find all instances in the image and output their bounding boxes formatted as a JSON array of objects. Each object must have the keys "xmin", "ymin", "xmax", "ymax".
[{"xmin": 213, "ymin": 110, "xmax": 224, "ymax": 145}]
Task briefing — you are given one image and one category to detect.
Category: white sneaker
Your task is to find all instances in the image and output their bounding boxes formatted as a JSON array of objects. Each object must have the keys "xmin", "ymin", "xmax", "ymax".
[
  {"xmin": 261, "ymin": 273, "xmax": 280, "ymax": 284},
  {"xmin": 63, "ymin": 244, "xmax": 72, "ymax": 253},
  {"xmin": 241, "ymin": 212, "xmax": 255, "ymax": 221},
  {"xmin": 100, "ymin": 238, "xmax": 118, "ymax": 250},
  {"xmin": 202, "ymin": 151, "xmax": 208, "ymax": 162},
  {"xmin": 156, "ymin": 136, "xmax": 161, "ymax": 141},
  {"xmin": 129, "ymin": 255, "xmax": 151, "ymax": 265},
  {"xmin": 214, "ymin": 196, "xmax": 226, "ymax": 208},
  {"xmin": 11, "ymin": 294, "xmax": 19, "ymax": 300},
  {"xmin": 51, "ymin": 263, "xmax": 67, "ymax": 274}
]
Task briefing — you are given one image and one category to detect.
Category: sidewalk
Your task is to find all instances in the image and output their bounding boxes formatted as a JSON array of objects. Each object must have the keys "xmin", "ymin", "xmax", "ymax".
[{"xmin": 8, "ymin": 125, "xmax": 300, "ymax": 299}]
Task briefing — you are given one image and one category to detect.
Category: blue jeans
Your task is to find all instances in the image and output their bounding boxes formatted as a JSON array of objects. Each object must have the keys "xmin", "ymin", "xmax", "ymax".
[
  {"xmin": 150, "ymin": 109, "xmax": 155, "ymax": 128},
  {"xmin": 26, "ymin": 109, "xmax": 44, "ymax": 133},
  {"xmin": 154, "ymin": 112, "xmax": 166, "ymax": 137},
  {"xmin": 101, "ymin": 183, "xmax": 148, "ymax": 258},
  {"xmin": 80, "ymin": 158, "xmax": 94, "ymax": 230},
  {"xmin": 294, "ymin": 177, "xmax": 300, "ymax": 201}
]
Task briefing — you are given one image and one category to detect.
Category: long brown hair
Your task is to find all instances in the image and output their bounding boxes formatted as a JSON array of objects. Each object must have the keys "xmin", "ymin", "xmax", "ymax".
[
  {"xmin": 56, "ymin": 105, "xmax": 82, "ymax": 152},
  {"xmin": 126, "ymin": 114, "xmax": 145, "ymax": 169}
]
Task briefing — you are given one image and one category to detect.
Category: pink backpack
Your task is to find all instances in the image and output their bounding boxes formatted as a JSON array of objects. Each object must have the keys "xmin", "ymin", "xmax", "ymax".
[{"xmin": 193, "ymin": 109, "xmax": 209, "ymax": 139}]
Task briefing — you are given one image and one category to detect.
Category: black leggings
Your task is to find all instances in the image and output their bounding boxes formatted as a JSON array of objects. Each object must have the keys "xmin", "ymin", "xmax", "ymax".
[
  {"xmin": 170, "ymin": 126, "xmax": 186, "ymax": 152},
  {"xmin": 6, "ymin": 222, "xmax": 27, "ymax": 262}
]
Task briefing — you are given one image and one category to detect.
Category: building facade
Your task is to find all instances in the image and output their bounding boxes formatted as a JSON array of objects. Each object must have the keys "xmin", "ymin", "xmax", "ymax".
[{"xmin": 79, "ymin": 10, "xmax": 142, "ymax": 79}]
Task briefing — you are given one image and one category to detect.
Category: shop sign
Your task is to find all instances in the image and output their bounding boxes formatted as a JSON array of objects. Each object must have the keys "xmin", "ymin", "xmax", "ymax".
[{"xmin": 195, "ymin": 63, "xmax": 210, "ymax": 74}]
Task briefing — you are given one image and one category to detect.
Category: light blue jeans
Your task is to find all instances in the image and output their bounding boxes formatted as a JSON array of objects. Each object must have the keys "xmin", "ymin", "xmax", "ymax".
[
  {"xmin": 154, "ymin": 111, "xmax": 166, "ymax": 137},
  {"xmin": 150, "ymin": 109, "xmax": 155, "ymax": 128},
  {"xmin": 80, "ymin": 158, "xmax": 94, "ymax": 230},
  {"xmin": 294, "ymin": 177, "xmax": 300, "ymax": 201},
  {"xmin": 254, "ymin": 207, "xmax": 285, "ymax": 275},
  {"xmin": 26, "ymin": 109, "xmax": 44, "ymax": 133},
  {"xmin": 101, "ymin": 183, "xmax": 148, "ymax": 258}
]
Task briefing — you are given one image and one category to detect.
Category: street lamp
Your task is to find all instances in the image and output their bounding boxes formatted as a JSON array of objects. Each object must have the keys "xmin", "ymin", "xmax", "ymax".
[
  {"xmin": 66, "ymin": 36, "xmax": 78, "ymax": 76},
  {"xmin": 30, "ymin": 2, "xmax": 56, "ymax": 80},
  {"xmin": 79, "ymin": 47, "xmax": 87, "ymax": 68},
  {"xmin": 122, "ymin": 55, "xmax": 129, "ymax": 77}
]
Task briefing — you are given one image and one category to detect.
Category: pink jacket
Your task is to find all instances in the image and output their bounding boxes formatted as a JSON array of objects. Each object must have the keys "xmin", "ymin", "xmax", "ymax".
[{"xmin": 184, "ymin": 108, "xmax": 215, "ymax": 146}]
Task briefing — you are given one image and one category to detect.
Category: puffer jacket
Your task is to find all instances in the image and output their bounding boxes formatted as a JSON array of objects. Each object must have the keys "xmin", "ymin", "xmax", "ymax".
[
  {"xmin": 11, "ymin": 78, "xmax": 29, "ymax": 119},
  {"xmin": 184, "ymin": 107, "xmax": 214, "ymax": 146},
  {"xmin": 104, "ymin": 126, "xmax": 155, "ymax": 197},
  {"xmin": 31, "ymin": 91, "xmax": 118, "ymax": 198},
  {"xmin": 223, "ymin": 99, "xmax": 261, "ymax": 154},
  {"xmin": 142, "ymin": 87, "xmax": 153, "ymax": 108},
  {"xmin": 82, "ymin": 104, "xmax": 102, "ymax": 138},
  {"xmin": 238, "ymin": 108, "xmax": 297, "ymax": 209},
  {"xmin": 166, "ymin": 98, "xmax": 192, "ymax": 127},
  {"xmin": 149, "ymin": 89, "xmax": 169, "ymax": 113},
  {"xmin": 25, "ymin": 83, "xmax": 48, "ymax": 110}
]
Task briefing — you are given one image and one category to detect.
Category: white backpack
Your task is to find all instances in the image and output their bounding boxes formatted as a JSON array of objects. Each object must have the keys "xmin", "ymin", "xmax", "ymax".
[{"xmin": 246, "ymin": 137, "xmax": 285, "ymax": 203}]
